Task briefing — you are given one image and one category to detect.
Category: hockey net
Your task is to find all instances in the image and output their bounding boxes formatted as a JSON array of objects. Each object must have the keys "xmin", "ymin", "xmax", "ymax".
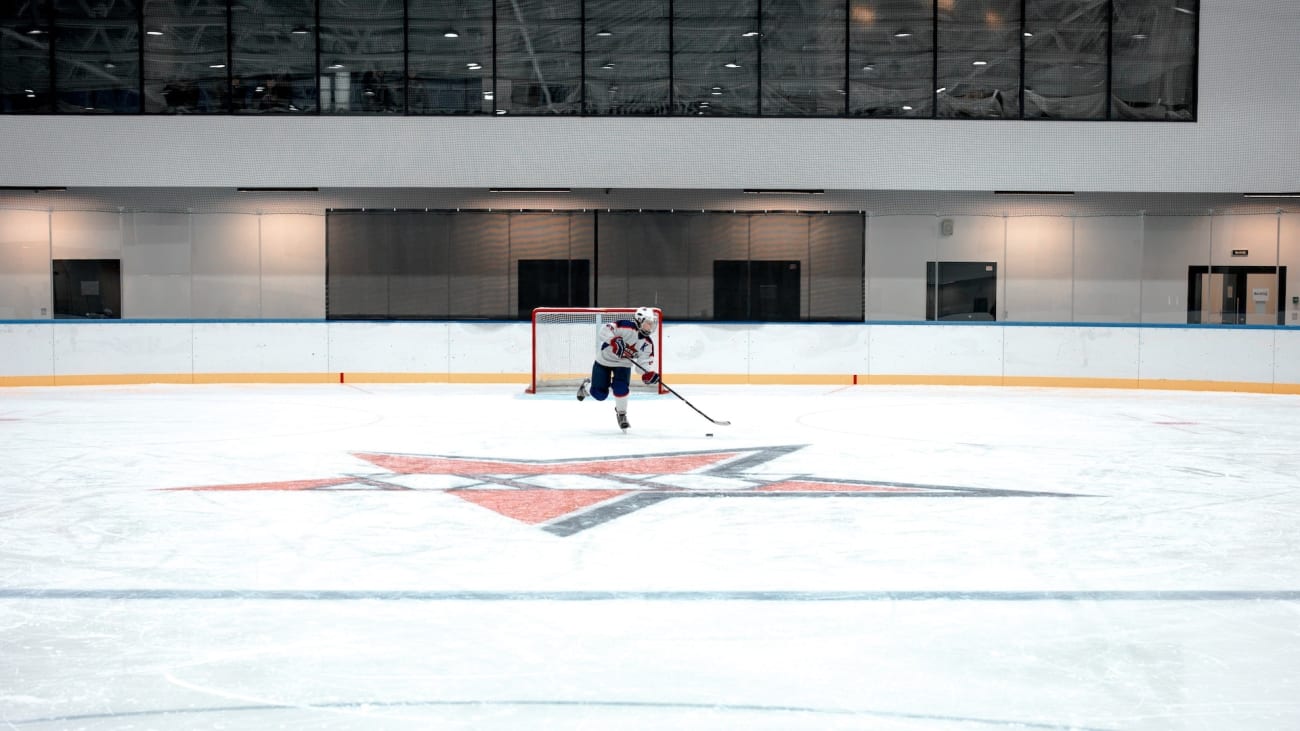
[{"xmin": 528, "ymin": 307, "xmax": 665, "ymax": 394}]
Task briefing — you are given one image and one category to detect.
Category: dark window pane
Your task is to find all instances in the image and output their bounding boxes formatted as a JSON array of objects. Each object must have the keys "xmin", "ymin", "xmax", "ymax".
[
  {"xmin": 517, "ymin": 259, "xmax": 589, "ymax": 317},
  {"xmin": 762, "ymin": 0, "xmax": 846, "ymax": 117},
  {"xmin": 407, "ymin": 0, "xmax": 492, "ymax": 114},
  {"xmin": 1, "ymin": 0, "xmax": 52, "ymax": 113},
  {"xmin": 849, "ymin": 0, "xmax": 933, "ymax": 118},
  {"xmin": 495, "ymin": 0, "xmax": 580, "ymax": 115},
  {"xmin": 584, "ymin": 0, "xmax": 670, "ymax": 116},
  {"xmin": 1023, "ymin": 0, "xmax": 1108, "ymax": 119},
  {"xmin": 53, "ymin": 259, "xmax": 121, "ymax": 318},
  {"xmin": 143, "ymin": 0, "xmax": 227, "ymax": 114},
  {"xmin": 674, "ymin": 0, "xmax": 759, "ymax": 116},
  {"xmin": 937, "ymin": 0, "xmax": 1021, "ymax": 118},
  {"xmin": 927, "ymin": 261, "xmax": 997, "ymax": 321},
  {"xmin": 320, "ymin": 0, "xmax": 403, "ymax": 114},
  {"xmin": 1111, "ymin": 0, "xmax": 1197, "ymax": 120},
  {"xmin": 53, "ymin": 0, "xmax": 140, "ymax": 113},
  {"xmin": 231, "ymin": 0, "xmax": 315, "ymax": 114}
]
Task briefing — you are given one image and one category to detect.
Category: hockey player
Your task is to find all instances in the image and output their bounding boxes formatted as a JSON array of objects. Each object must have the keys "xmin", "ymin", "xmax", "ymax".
[{"xmin": 576, "ymin": 306, "xmax": 660, "ymax": 431}]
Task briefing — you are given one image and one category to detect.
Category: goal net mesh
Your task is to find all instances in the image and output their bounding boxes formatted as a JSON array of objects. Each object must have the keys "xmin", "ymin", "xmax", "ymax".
[{"xmin": 530, "ymin": 308, "xmax": 663, "ymax": 394}]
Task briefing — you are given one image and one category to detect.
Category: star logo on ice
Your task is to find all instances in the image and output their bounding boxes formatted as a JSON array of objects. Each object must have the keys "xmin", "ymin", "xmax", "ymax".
[{"xmin": 166, "ymin": 446, "xmax": 1083, "ymax": 536}]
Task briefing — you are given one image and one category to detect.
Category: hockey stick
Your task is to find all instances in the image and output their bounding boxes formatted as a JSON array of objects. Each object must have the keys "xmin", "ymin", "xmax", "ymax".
[{"xmin": 629, "ymin": 361, "xmax": 731, "ymax": 426}]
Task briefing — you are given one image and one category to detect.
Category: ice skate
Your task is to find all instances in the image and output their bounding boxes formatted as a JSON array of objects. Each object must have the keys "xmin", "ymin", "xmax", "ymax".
[
  {"xmin": 576, "ymin": 378, "xmax": 590, "ymax": 401},
  {"xmin": 615, "ymin": 408, "xmax": 629, "ymax": 431}
]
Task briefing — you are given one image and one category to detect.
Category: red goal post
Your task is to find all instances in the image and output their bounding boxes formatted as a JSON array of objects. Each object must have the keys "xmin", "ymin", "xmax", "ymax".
[{"xmin": 527, "ymin": 307, "xmax": 665, "ymax": 394}]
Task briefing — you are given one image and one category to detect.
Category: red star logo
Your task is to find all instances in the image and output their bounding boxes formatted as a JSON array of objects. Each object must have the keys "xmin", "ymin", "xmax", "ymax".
[{"xmin": 164, "ymin": 446, "xmax": 1083, "ymax": 536}]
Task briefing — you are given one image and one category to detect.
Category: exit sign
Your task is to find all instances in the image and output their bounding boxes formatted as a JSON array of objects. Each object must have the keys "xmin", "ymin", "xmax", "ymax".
[{"xmin": 1231, "ymin": 249, "xmax": 1249, "ymax": 256}]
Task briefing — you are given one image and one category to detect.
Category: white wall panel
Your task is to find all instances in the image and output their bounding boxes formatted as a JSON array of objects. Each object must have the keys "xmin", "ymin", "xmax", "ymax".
[
  {"xmin": 1005, "ymin": 217, "xmax": 1073, "ymax": 322},
  {"xmin": 1211, "ymin": 214, "xmax": 1281, "ymax": 267},
  {"xmin": 260, "ymin": 214, "xmax": 325, "ymax": 318},
  {"xmin": 193, "ymin": 323, "xmax": 327, "ymax": 374},
  {"xmin": 868, "ymin": 325, "xmax": 1003, "ymax": 376},
  {"xmin": 327, "ymin": 323, "xmax": 448, "ymax": 374},
  {"xmin": 122, "ymin": 275, "xmax": 192, "ymax": 319},
  {"xmin": 192, "ymin": 214, "xmax": 262, "ymax": 318},
  {"xmin": 1003, "ymin": 327, "xmax": 1141, "ymax": 380},
  {"xmin": 52, "ymin": 323, "xmax": 192, "ymax": 376},
  {"xmin": 866, "ymin": 215, "xmax": 936, "ymax": 321},
  {"xmin": 447, "ymin": 322, "xmax": 529, "ymax": 374},
  {"xmin": 1274, "ymin": 330, "xmax": 1300, "ymax": 386},
  {"xmin": 5, "ymin": 321, "xmax": 1300, "ymax": 390},
  {"xmin": 0, "ymin": 324, "xmax": 53, "ymax": 376},
  {"xmin": 51, "ymin": 211, "xmax": 122, "ymax": 260},
  {"xmin": 124, "ymin": 213, "xmax": 193, "ymax": 318},
  {"xmin": 1073, "ymin": 216, "xmax": 1142, "ymax": 323},
  {"xmin": 0, "ymin": 210, "xmax": 52, "ymax": 318},
  {"xmin": 1138, "ymin": 328, "xmax": 1277, "ymax": 383},
  {"xmin": 1141, "ymin": 215, "xmax": 1209, "ymax": 324},
  {"xmin": 748, "ymin": 324, "xmax": 867, "ymax": 375},
  {"xmin": 664, "ymin": 325, "xmax": 750, "ymax": 374}
]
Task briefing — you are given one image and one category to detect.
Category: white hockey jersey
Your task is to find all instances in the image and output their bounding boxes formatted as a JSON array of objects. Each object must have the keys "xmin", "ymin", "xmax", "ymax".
[{"xmin": 595, "ymin": 319, "xmax": 657, "ymax": 372}]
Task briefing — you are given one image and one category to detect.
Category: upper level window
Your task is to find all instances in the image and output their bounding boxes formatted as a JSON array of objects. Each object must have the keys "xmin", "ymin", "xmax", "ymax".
[{"xmin": 0, "ymin": 0, "xmax": 1199, "ymax": 120}]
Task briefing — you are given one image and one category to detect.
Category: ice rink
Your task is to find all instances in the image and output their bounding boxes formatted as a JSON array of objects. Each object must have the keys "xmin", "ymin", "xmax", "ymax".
[{"xmin": 2, "ymin": 381, "xmax": 1299, "ymax": 730}]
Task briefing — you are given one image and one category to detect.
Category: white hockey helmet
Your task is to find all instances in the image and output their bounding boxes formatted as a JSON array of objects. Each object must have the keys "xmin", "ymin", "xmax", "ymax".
[{"xmin": 633, "ymin": 307, "xmax": 657, "ymax": 335}]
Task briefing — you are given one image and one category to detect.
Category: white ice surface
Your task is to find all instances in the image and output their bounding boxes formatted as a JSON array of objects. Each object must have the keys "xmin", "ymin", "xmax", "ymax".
[{"xmin": 1, "ymin": 383, "xmax": 1299, "ymax": 730}]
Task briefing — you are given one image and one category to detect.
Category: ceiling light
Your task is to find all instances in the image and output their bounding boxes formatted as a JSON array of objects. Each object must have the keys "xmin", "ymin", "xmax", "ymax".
[
  {"xmin": 596, "ymin": 30, "xmax": 613, "ymax": 37},
  {"xmin": 1023, "ymin": 31, "xmax": 1033, "ymax": 37},
  {"xmin": 902, "ymin": 105, "xmax": 913, "ymax": 110},
  {"xmin": 862, "ymin": 64, "xmax": 875, "ymax": 71},
  {"xmin": 444, "ymin": 30, "xmax": 459, "ymax": 38},
  {"xmin": 1130, "ymin": 33, "xmax": 1148, "ymax": 39},
  {"xmin": 103, "ymin": 61, "xmax": 116, "ymax": 69},
  {"xmin": 724, "ymin": 62, "xmax": 741, "ymax": 68},
  {"xmin": 145, "ymin": 29, "xmax": 163, "ymax": 36},
  {"xmin": 209, "ymin": 63, "xmax": 226, "ymax": 69},
  {"xmin": 994, "ymin": 190, "xmax": 1075, "ymax": 196},
  {"xmin": 26, "ymin": 28, "xmax": 44, "ymax": 35},
  {"xmin": 936, "ymin": 87, "xmax": 947, "ymax": 93},
  {"xmin": 893, "ymin": 30, "xmax": 912, "ymax": 38},
  {"xmin": 236, "ymin": 187, "xmax": 319, "ymax": 192},
  {"xmin": 291, "ymin": 25, "xmax": 310, "ymax": 34},
  {"xmin": 972, "ymin": 60, "xmax": 988, "ymax": 66},
  {"xmin": 743, "ymin": 189, "xmax": 825, "ymax": 195},
  {"xmin": 742, "ymin": 31, "xmax": 760, "ymax": 37},
  {"xmin": 601, "ymin": 63, "xmax": 615, "ymax": 69},
  {"xmin": 1173, "ymin": 5, "xmax": 1197, "ymax": 15},
  {"xmin": 327, "ymin": 63, "xmax": 344, "ymax": 69},
  {"xmin": 495, "ymin": 109, "xmax": 507, "ymax": 115},
  {"xmin": 489, "ymin": 188, "xmax": 571, "ymax": 193}
]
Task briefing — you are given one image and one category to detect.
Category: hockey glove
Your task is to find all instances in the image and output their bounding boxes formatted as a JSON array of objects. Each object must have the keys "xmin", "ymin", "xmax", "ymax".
[
  {"xmin": 641, "ymin": 370, "xmax": 660, "ymax": 385},
  {"xmin": 611, "ymin": 337, "xmax": 633, "ymax": 358}
]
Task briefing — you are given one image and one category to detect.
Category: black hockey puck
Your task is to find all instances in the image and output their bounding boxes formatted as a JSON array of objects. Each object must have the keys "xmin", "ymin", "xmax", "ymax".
[{"xmin": 705, "ymin": 433, "xmax": 713, "ymax": 437}]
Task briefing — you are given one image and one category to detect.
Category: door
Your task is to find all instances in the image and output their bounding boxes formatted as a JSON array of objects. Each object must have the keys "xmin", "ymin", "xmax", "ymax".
[{"xmin": 1188, "ymin": 266, "xmax": 1286, "ymax": 325}]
